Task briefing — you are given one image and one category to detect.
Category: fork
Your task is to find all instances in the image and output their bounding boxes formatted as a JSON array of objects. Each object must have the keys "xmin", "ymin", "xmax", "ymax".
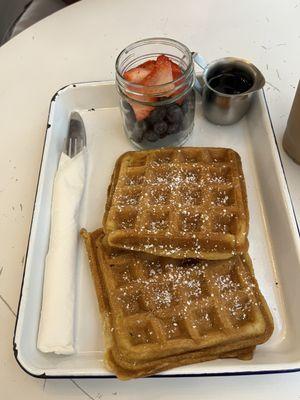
[{"xmin": 66, "ymin": 112, "xmax": 87, "ymax": 158}]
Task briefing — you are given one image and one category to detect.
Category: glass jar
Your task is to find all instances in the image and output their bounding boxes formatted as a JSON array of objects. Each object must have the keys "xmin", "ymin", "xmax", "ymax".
[{"xmin": 115, "ymin": 38, "xmax": 196, "ymax": 149}]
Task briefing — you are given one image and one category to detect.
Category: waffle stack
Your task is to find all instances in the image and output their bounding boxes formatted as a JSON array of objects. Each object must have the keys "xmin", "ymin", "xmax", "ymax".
[{"xmin": 81, "ymin": 147, "xmax": 273, "ymax": 380}]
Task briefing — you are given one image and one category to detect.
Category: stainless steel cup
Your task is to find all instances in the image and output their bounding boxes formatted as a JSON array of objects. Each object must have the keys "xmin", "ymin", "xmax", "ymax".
[
  {"xmin": 283, "ymin": 80, "xmax": 300, "ymax": 164},
  {"xmin": 193, "ymin": 54, "xmax": 265, "ymax": 125}
]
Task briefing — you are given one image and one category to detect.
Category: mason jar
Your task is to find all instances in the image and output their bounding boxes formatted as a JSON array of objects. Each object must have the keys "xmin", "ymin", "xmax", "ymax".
[{"xmin": 115, "ymin": 38, "xmax": 196, "ymax": 149}]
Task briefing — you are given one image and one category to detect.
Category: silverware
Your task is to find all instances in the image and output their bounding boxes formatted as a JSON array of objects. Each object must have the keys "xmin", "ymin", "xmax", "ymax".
[
  {"xmin": 66, "ymin": 112, "xmax": 86, "ymax": 158},
  {"xmin": 192, "ymin": 53, "xmax": 265, "ymax": 125}
]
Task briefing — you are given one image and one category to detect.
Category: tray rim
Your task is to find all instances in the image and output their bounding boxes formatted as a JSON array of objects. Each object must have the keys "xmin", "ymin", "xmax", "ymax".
[{"xmin": 13, "ymin": 80, "xmax": 300, "ymax": 379}]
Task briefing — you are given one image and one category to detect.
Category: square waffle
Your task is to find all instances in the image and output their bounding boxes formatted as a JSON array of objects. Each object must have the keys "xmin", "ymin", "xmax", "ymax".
[
  {"xmin": 105, "ymin": 345, "xmax": 255, "ymax": 380},
  {"xmin": 81, "ymin": 229, "xmax": 273, "ymax": 379},
  {"xmin": 103, "ymin": 147, "xmax": 249, "ymax": 259}
]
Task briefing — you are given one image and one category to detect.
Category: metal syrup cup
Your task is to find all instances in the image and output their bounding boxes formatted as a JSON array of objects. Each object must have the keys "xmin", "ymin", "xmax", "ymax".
[{"xmin": 193, "ymin": 53, "xmax": 265, "ymax": 125}]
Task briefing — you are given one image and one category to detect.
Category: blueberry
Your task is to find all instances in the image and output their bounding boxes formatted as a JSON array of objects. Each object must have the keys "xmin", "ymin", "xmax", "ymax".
[
  {"xmin": 149, "ymin": 107, "xmax": 167, "ymax": 124},
  {"xmin": 121, "ymin": 101, "xmax": 136, "ymax": 123},
  {"xmin": 122, "ymin": 100, "xmax": 133, "ymax": 112},
  {"xmin": 136, "ymin": 120, "xmax": 149, "ymax": 133},
  {"xmin": 166, "ymin": 104, "xmax": 183, "ymax": 124},
  {"xmin": 131, "ymin": 130, "xmax": 143, "ymax": 143},
  {"xmin": 125, "ymin": 107, "xmax": 136, "ymax": 124},
  {"xmin": 144, "ymin": 130, "xmax": 159, "ymax": 142},
  {"xmin": 130, "ymin": 121, "xmax": 148, "ymax": 143},
  {"xmin": 167, "ymin": 122, "xmax": 181, "ymax": 135},
  {"xmin": 153, "ymin": 121, "xmax": 168, "ymax": 137},
  {"xmin": 125, "ymin": 117, "xmax": 135, "ymax": 131},
  {"xmin": 131, "ymin": 127, "xmax": 143, "ymax": 143},
  {"xmin": 181, "ymin": 98, "xmax": 189, "ymax": 114}
]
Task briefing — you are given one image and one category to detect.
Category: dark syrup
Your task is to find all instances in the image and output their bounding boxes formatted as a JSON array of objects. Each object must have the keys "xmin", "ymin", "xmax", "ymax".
[{"xmin": 208, "ymin": 72, "xmax": 253, "ymax": 95}]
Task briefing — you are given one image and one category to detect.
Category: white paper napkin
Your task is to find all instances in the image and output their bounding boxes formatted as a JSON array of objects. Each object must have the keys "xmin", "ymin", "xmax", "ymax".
[{"xmin": 37, "ymin": 149, "xmax": 86, "ymax": 355}]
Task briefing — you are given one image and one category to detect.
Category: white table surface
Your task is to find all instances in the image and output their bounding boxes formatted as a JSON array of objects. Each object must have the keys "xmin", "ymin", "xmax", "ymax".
[{"xmin": 0, "ymin": 0, "xmax": 299, "ymax": 398}]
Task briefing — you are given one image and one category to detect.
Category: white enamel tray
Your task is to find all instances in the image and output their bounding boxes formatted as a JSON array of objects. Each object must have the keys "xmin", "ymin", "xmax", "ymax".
[{"xmin": 14, "ymin": 81, "xmax": 300, "ymax": 378}]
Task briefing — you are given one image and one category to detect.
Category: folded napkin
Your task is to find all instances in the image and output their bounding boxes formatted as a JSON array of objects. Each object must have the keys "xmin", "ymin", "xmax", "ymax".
[{"xmin": 37, "ymin": 150, "xmax": 86, "ymax": 355}]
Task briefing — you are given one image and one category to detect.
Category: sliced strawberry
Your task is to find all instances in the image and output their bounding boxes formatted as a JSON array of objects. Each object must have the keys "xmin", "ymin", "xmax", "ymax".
[
  {"xmin": 139, "ymin": 60, "xmax": 156, "ymax": 70},
  {"xmin": 156, "ymin": 54, "xmax": 172, "ymax": 65},
  {"xmin": 122, "ymin": 56, "xmax": 186, "ymax": 118},
  {"xmin": 123, "ymin": 60, "xmax": 155, "ymax": 84},
  {"xmin": 128, "ymin": 93, "xmax": 156, "ymax": 121},
  {"xmin": 123, "ymin": 61, "xmax": 157, "ymax": 120},
  {"xmin": 141, "ymin": 55, "xmax": 174, "ymax": 95},
  {"xmin": 169, "ymin": 60, "xmax": 187, "ymax": 103},
  {"xmin": 131, "ymin": 102, "xmax": 155, "ymax": 121},
  {"xmin": 124, "ymin": 67, "xmax": 151, "ymax": 84},
  {"xmin": 170, "ymin": 60, "xmax": 183, "ymax": 80}
]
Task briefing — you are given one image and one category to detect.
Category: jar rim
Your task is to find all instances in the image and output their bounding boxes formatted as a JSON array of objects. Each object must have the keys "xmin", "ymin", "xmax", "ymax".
[
  {"xmin": 117, "ymin": 81, "xmax": 195, "ymax": 107},
  {"xmin": 115, "ymin": 37, "xmax": 194, "ymax": 89}
]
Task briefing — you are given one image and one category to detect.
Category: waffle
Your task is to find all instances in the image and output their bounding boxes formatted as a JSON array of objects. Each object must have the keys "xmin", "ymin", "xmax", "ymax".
[
  {"xmin": 81, "ymin": 229, "xmax": 273, "ymax": 379},
  {"xmin": 105, "ymin": 346, "xmax": 255, "ymax": 380},
  {"xmin": 103, "ymin": 147, "xmax": 249, "ymax": 259}
]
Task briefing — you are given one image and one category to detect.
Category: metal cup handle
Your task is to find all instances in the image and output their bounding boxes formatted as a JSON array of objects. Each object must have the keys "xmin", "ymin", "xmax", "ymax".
[
  {"xmin": 192, "ymin": 52, "xmax": 208, "ymax": 70},
  {"xmin": 191, "ymin": 52, "xmax": 208, "ymax": 94}
]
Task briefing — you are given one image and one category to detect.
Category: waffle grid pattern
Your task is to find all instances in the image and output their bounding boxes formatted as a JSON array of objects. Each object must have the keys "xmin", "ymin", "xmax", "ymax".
[
  {"xmin": 100, "ymin": 245, "xmax": 266, "ymax": 358},
  {"xmin": 104, "ymin": 148, "xmax": 249, "ymax": 259},
  {"xmin": 81, "ymin": 229, "xmax": 274, "ymax": 379}
]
